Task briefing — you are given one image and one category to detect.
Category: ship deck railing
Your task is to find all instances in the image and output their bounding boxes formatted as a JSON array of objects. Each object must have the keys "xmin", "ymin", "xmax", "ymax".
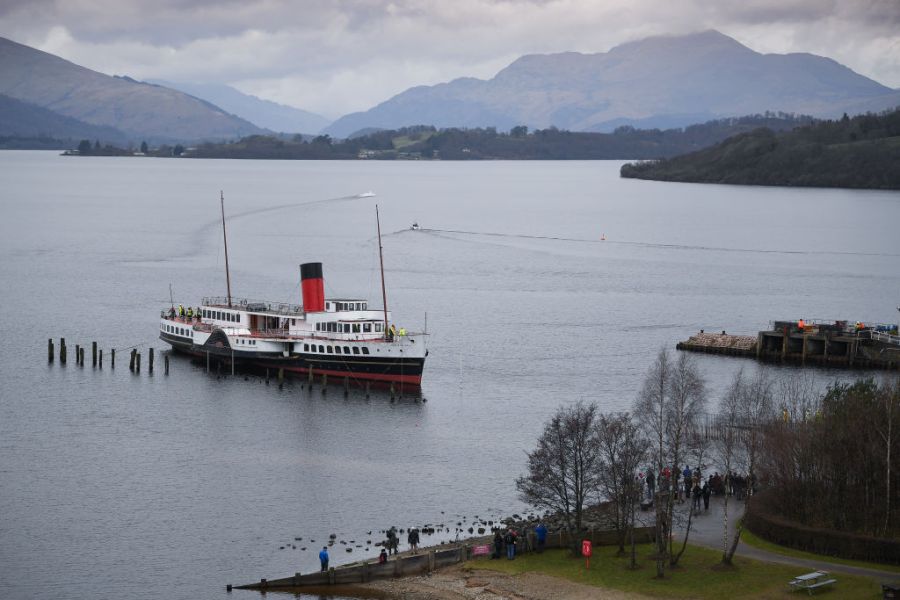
[
  {"xmin": 202, "ymin": 296, "xmax": 304, "ymax": 315},
  {"xmin": 163, "ymin": 314, "xmax": 423, "ymax": 342}
]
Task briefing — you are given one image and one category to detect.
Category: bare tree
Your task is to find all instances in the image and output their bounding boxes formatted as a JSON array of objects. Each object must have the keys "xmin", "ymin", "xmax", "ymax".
[
  {"xmin": 634, "ymin": 348, "xmax": 672, "ymax": 578},
  {"xmin": 671, "ymin": 429, "xmax": 708, "ymax": 566},
  {"xmin": 717, "ymin": 369, "xmax": 746, "ymax": 565},
  {"xmin": 634, "ymin": 349, "xmax": 706, "ymax": 574},
  {"xmin": 874, "ymin": 377, "xmax": 899, "ymax": 535},
  {"xmin": 596, "ymin": 411, "xmax": 648, "ymax": 563},
  {"xmin": 665, "ymin": 352, "xmax": 707, "ymax": 566},
  {"xmin": 725, "ymin": 369, "xmax": 774, "ymax": 561},
  {"xmin": 516, "ymin": 401, "xmax": 602, "ymax": 552}
]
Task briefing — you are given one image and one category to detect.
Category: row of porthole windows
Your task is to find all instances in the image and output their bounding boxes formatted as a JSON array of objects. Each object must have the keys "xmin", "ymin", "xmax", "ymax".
[
  {"xmin": 316, "ymin": 322, "xmax": 381, "ymax": 333},
  {"xmin": 304, "ymin": 343, "xmax": 369, "ymax": 355},
  {"xmin": 162, "ymin": 323, "xmax": 193, "ymax": 338},
  {"xmin": 203, "ymin": 308, "xmax": 239, "ymax": 323},
  {"xmin": 237, "ymin": 339, "xmax": 257, "ymax": 346}
]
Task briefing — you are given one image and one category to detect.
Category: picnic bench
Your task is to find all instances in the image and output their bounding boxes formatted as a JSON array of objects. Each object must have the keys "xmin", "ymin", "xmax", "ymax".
[{"xmin": 789, "ymin": 571, "xmax": 837, "ymax": 595}]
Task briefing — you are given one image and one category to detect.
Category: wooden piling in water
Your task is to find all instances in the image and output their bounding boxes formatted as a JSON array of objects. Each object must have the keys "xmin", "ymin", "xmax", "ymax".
[
  {"xmin": 79, "ymin": 347, "xmax": 85, "ymax": 366},
  {"xmin": 322, "ymin": 373, "xmax": 327, "ymax": 392},
  {"xmin": 48, "ymin": 338, "xmax": 54, "ymax": 363},
  {"xmin": 75, "ymin": 344, "xmax": 80, "ymax": 365},
  {"xmin": 99, "ymin": 349, "xmax": 103, "ymax": 369},
  {"xmin": 92, "ymin": 341, "xmax": 97, "ymax": 367},
  {"xmin": 164, "ymin": 354, "xmax": 169, "ymax": 375},
  {"xmin": 278, "ymin": 368, "xmax": 284, "ymax": 384},
  {"xmin": 365, "ymin": 381, "xmax": 370, "ymax": 398},
  {"xmin": 265, "ymin": 368, "xmax": 270, "ymax": 385},
  {"xmin": 136, "ymin": 352, "xmax": 141, "ymax": 373},
  {"xmin": 111, "ymin": 348, "xmax": 115, "ymax": 368},
  {"xmin": 343, "ymin": 376, "xmax": 349, "ymax": 397},
  {"xmin": 60, "ymin": 338, "xmax": 66, "ymax": 364},
  {"xmin": 148, "ymin": 348, "xmax": 154, "ymax": 373},
  {"xmin": 129, "ymin": 349, "xmax": 136, "ymax": 371}
]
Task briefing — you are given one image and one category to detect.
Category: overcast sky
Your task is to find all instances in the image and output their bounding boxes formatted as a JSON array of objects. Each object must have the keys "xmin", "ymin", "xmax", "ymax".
[{"xmin": 1, "ymin": 0, "xmax": 898, "ymax": 119}]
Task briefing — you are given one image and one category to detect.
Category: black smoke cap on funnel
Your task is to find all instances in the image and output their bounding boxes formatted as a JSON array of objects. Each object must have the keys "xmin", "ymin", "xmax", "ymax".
[{"xmin": 300, "ymin": 262, "xmax": 323, "ymax": 280}]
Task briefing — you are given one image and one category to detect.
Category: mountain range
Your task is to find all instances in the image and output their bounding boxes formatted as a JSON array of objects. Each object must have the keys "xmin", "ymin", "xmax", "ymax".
[
  {"xmin": 146, "ymin": 80, "xmax": 330, "ymax": 134},
  {"xmin": 0, "ymin": 93, "xmax": 130, "ymax": 145},
  {"xmin": 2, "ymin": 31, "xmax": 900, "ymax": 146},
  {"xmin": 325, "ymin": 30, "xmax": 900, "ymax": 138},
  {"xmin": 0, "ymin": 36, "xmax": 265, "ymax": 143}
]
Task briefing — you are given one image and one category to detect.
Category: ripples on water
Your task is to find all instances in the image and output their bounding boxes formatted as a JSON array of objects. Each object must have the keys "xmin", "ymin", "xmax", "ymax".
[{"xmin": 1, "ymin": 153, "xmax": 898, "ymax": 600}]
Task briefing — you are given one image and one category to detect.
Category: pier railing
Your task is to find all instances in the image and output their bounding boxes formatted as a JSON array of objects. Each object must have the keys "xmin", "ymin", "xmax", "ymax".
[{"xmin": 871, "ymin": 330, "xmax": 900, "ymax": 346}]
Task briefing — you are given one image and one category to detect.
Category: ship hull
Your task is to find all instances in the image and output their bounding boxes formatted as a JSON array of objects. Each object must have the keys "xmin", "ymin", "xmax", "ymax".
[{"xmin": 162, "ymin": 332, "xmax": 424, "ymax": 386}]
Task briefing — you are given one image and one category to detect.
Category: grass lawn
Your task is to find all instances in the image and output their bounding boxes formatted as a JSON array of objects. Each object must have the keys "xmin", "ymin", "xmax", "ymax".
[
  {"xmin": 740, "ymin": 528, "xmax": 900, "ymax": 575},
  {"xmin": 392, "ymin": 132, "xmax": 434, "ymax": 148},
  {"xmin": 468, "ymin": 544, "xmax": 885, "ymax": 598}
]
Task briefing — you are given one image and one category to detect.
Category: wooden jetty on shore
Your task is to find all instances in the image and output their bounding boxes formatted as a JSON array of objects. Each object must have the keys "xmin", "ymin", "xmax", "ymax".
[
  {"xmin": 230, "ymin": 527, "xmax": 653, "ymax": 592},
  {"xmin": 677, "ymin": 320, "xmax": 900, "ymax": 370}
]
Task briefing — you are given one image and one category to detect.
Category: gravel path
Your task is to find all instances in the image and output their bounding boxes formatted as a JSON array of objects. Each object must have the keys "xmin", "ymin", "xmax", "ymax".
[{"xmin": 671, "ymin": 494, "xmax": 899, "ymax": 580}]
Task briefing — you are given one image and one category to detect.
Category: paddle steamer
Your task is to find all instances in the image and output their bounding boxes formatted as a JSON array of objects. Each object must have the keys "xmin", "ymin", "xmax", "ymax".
[{"xmin": 159, "ymin": 199, "xmax": 426, "ymax": 386}]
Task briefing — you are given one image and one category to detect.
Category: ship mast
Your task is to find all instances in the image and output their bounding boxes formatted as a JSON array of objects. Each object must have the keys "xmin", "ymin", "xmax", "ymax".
[
  {"xmin": 376, "ymin": 204, "xmax": 389, "ymax": 339},
  {"xmin": 221, "ymin": 191, "xmax": 233, "ymax": 308}
]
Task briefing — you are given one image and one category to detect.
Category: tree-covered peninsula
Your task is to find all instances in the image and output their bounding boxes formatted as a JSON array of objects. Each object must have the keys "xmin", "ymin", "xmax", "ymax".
[
  {"xmin": 175, "ymin": 114, "xmax": 813, "ymax": 161},
  {"xmin": 620, "ymin": 108, "xmax": 900, "ymax": 189}
]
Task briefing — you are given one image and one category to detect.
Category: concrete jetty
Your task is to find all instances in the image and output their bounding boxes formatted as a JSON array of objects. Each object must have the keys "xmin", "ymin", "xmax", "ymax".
[{"xmin": 677, "ymin": 320, "xmax": 900, "ymax": 370}]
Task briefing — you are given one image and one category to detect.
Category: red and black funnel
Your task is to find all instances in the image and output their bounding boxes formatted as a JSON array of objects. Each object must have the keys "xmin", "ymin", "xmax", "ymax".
[{"xmin": 301, "ymin": 262, "xmax": 325, "ymax": 312}]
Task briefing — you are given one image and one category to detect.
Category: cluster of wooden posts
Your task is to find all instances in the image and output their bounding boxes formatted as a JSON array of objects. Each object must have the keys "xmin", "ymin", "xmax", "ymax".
[
  {"xmin": 262, "ymin": 365, "xmax": 390, "ymax": 400},
  {"xmin": 47, "ymin": 338, "xmax": 168, "ymax": 375}
]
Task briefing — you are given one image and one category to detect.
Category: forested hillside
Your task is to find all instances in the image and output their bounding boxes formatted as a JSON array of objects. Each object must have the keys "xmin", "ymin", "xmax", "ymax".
[
  {"xmin": 184, "ymin": 113, "xmax": 813, "ymax": 160},
  {"xmin": 620, "ymin": 109, "xmax": 900, "ymax": 189}
]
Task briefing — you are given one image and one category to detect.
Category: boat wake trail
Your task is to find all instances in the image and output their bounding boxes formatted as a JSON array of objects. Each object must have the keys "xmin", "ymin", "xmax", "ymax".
[
  {"xmin": 187, "ymin": 194, "xmax": 364, "ymax": 258},
  {"xmin": 407, "ymin": 227, "xmax": 899, "ymax": 258}
]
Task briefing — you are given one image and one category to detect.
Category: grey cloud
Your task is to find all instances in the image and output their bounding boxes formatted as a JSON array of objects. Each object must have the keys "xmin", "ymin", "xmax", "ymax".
[{"xmin": 0, "ymin": 0, "xmax": 897, "ymax": 117}]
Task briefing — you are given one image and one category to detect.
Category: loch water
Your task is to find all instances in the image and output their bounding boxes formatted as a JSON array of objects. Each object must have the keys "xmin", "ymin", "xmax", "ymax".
[{"xmin": 1, "ymin": 151, "xmax": 898, "ymax": 600}]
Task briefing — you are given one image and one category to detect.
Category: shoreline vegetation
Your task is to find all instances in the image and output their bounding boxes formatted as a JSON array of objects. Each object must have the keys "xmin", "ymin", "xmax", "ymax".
[
  {"xmin": 35, "ymin": 108, "xmax": 900, "ymax": 190},
  {"xmin": 43, "ymin": 113, "xmax": 814, "ymax": 160},
  {"xmin": 621, "ymin": 107, "xmax": 900, "ymax": 189}
]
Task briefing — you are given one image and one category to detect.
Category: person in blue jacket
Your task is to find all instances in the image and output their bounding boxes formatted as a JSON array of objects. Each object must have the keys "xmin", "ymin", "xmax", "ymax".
[
  {"xmin": 534, "ymin": 522, "xmax": 548, "ymax": 553},
  {"xmin": 319, "ymin": 546, "xmax": 329, "ymax": 572}
]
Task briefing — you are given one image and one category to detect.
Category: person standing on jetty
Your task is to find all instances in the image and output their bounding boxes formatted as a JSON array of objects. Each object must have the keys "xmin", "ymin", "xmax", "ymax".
[
  {"xmin": 492, "ymin": 530, "xmax": 503, "ymax": 559},
  {"xmin": 385, "ymin": 527, "xmax": 399, "ymax": 555},
  {"xmin": 407, "ymin": 528, "xmax": 420, "ymax": 554},
  {"xmin": 504, "ymin": 529, "xmax": 517, "ymax": 560},
  {"xmin": 535, "ymin": 522, "xmax": 547, "ymax": 553},
  {"xmin": 319, "ymin": 547, "xmax": 329, "ymax": 572}
]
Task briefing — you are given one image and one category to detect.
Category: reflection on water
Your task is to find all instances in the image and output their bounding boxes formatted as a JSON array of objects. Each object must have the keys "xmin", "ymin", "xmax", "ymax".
[{"xmin": 0, "ymin": 152, "xmax": 898, "ymax": 600}]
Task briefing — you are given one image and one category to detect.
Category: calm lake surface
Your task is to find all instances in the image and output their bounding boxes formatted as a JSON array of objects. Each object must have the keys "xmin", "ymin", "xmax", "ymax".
[{"xmin": 1, "ymin": 151, "xmax": 898, "ymax": 600}]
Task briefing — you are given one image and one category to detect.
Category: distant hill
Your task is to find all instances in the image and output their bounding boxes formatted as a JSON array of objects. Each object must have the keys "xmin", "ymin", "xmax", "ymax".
[
  {"xmin": 620, "ymin": 108, "xmax": 900, "ymax": 189},
  {"xmin": 0, "ymin": 93, "xmax": 129, "ymax": 147},
  {"xmin": 146, "ymin": 80, "xmax": 330, "ymax": 134},
  {"xmin": 325, "ymin": 30, "xmax": 900, "ymax": 138},
  {"xmin": 0, "ymin": 36, "xmax": 266, "ymax": 143}
]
